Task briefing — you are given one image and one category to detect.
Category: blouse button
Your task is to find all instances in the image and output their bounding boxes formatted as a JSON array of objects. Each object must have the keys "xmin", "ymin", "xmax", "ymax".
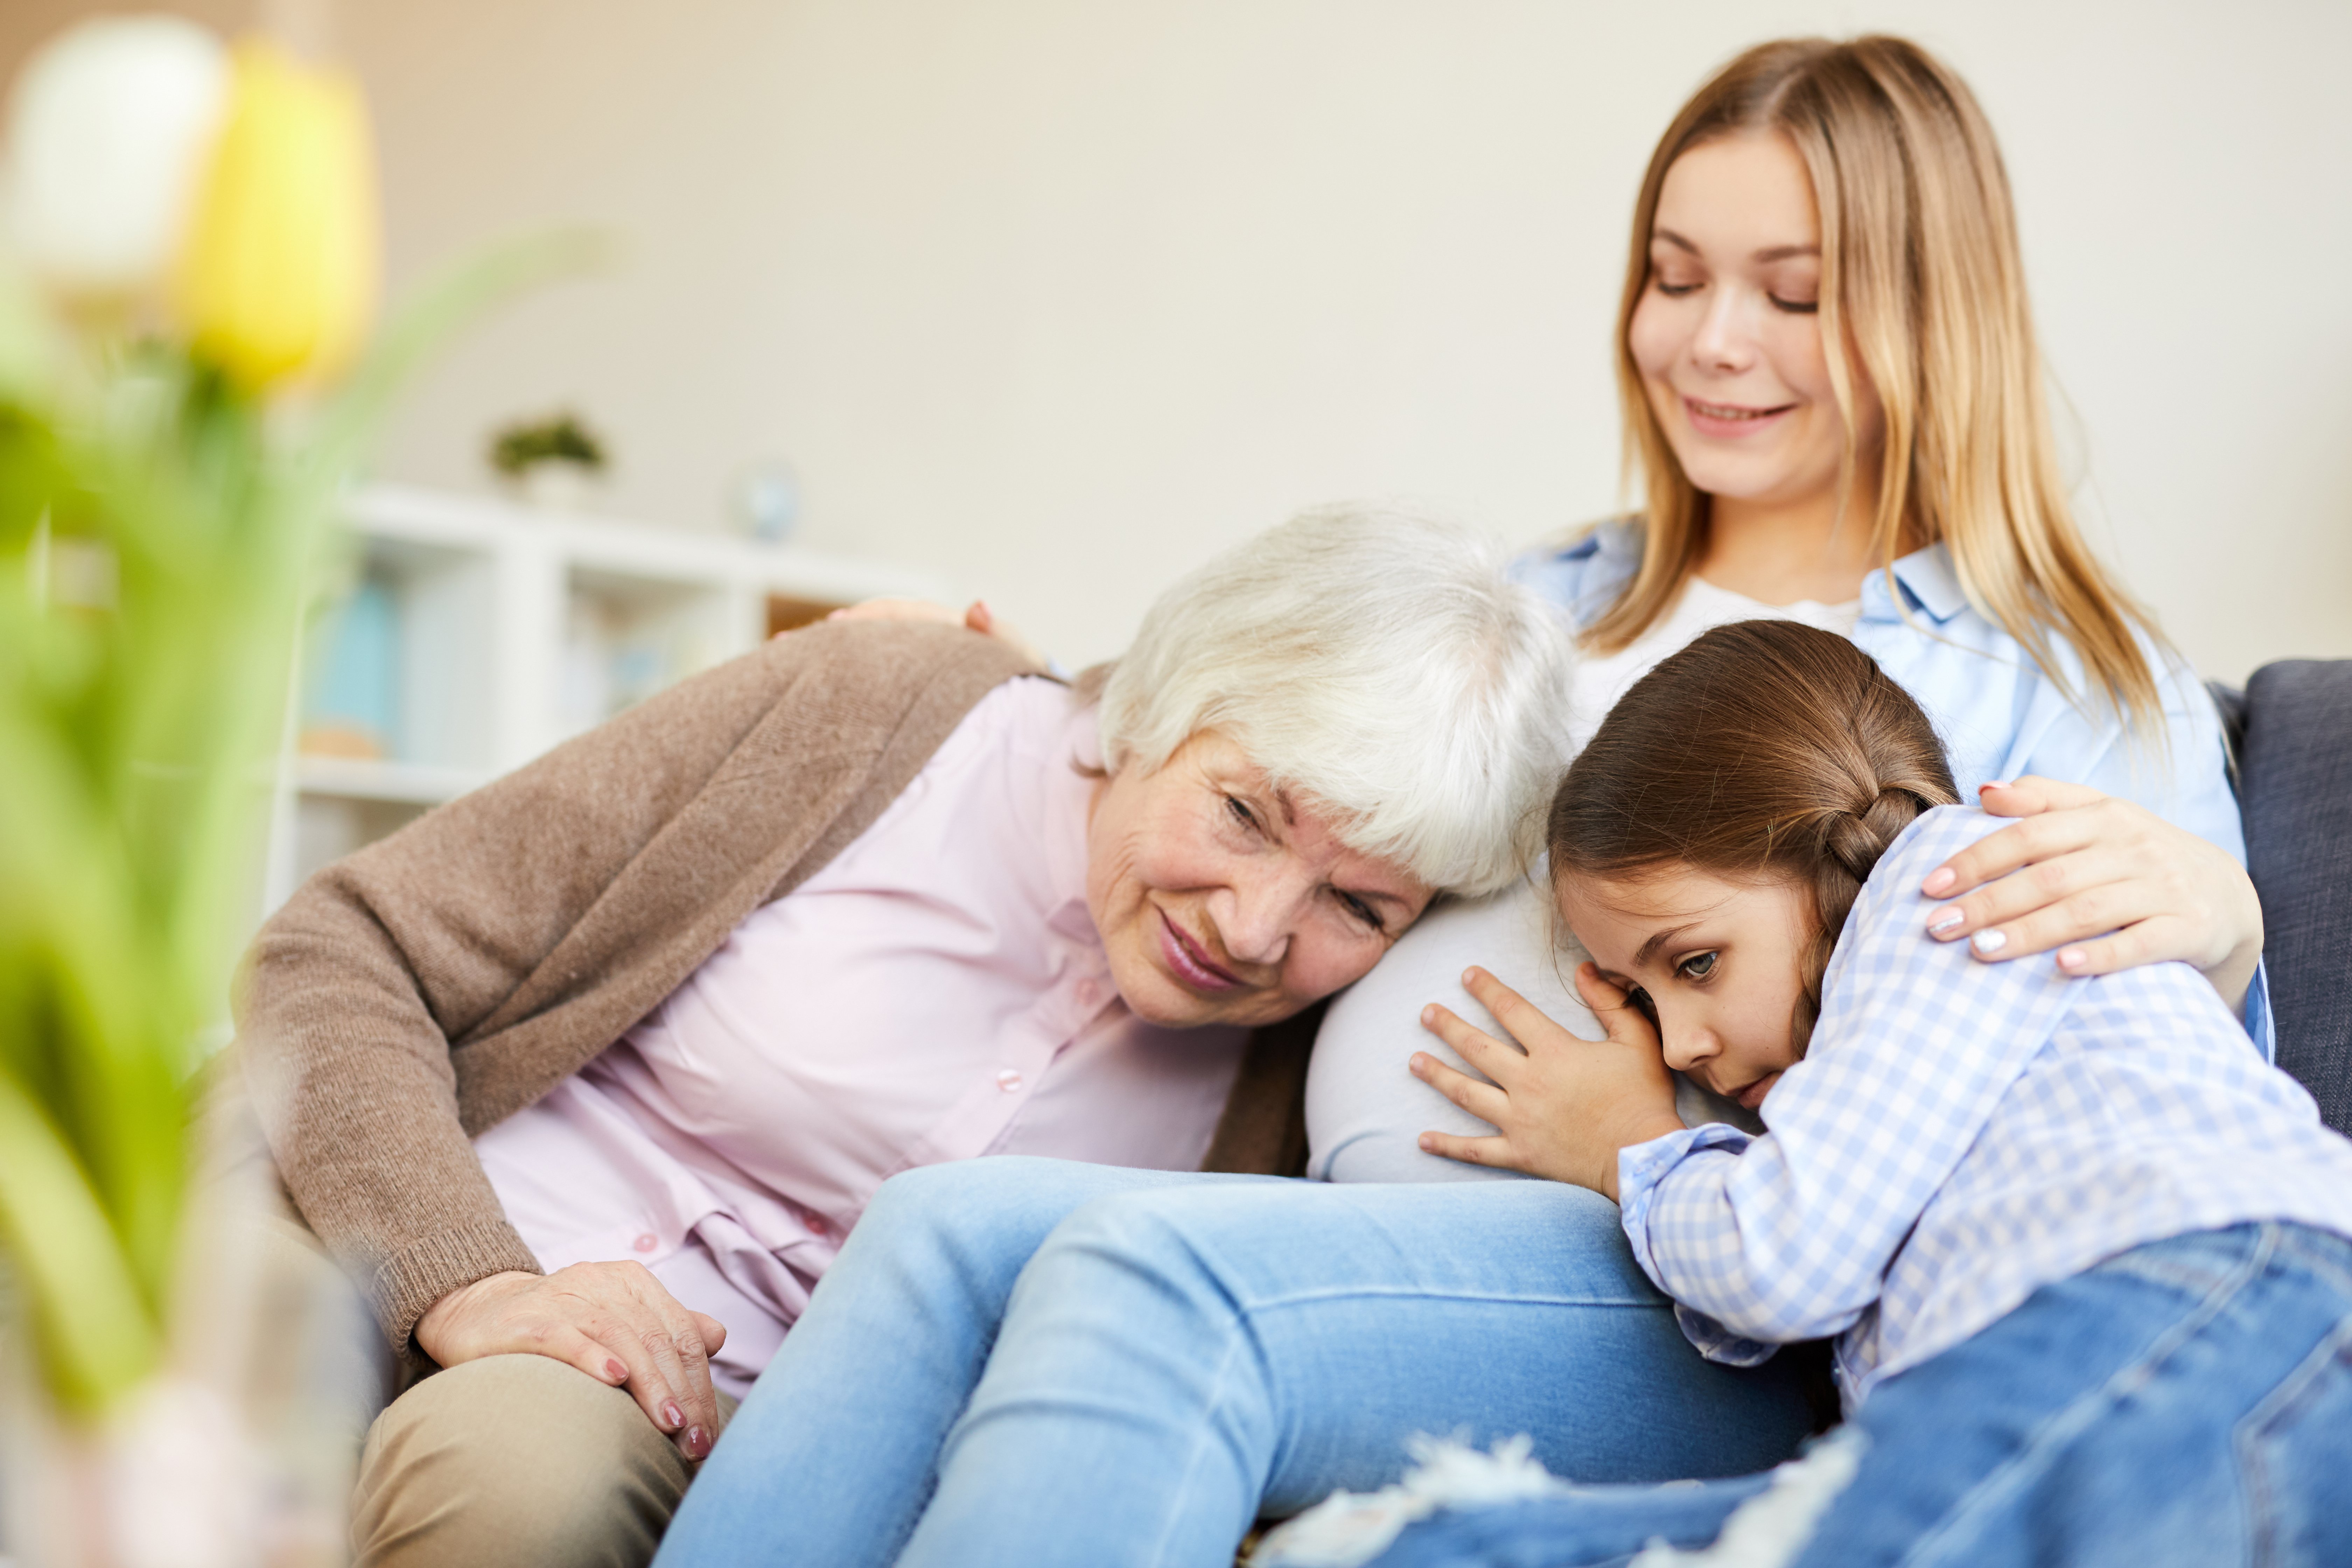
[
  {"xmin": 632, "ymin": 1233, "xmax": 658, "ymax": 1254},
  {"xmin": 1077, "ymin": 979, "xmax": 1103, "ymax": 1009},
  {"xmin": 996, "ymin": 1068, "xmax": 1024, "ymax": 1093}
]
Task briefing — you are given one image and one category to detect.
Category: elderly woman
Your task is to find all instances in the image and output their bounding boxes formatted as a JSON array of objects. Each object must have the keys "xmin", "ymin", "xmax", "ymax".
[{"xmin": 236, "ymin": 506, "xmax": 1573, "ymax": 1568}]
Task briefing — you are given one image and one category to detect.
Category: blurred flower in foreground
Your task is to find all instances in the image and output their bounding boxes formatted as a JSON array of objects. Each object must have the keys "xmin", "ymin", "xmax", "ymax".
[
  {"xmin": 175, "ymin": 38, "xmax": 381, "ymax": 389},
  {"xmin": 0, "ymin": 16, "xmax": 228, "ymax": 301},
  {"xmin": 0, "ymin": 10, "xmax": 598, "ymax": 1548}
]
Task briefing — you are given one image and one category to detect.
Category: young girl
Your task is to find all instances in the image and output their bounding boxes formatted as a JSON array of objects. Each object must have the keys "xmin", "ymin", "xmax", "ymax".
[{"xmin": 1366, "ymin": 618, "xmax": 2352, "ymax": 1566}]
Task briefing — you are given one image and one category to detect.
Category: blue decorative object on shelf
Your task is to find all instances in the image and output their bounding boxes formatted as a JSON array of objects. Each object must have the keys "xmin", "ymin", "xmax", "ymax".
[
  {"xmin": 730, "ymin": 460, "xmax": 800, "ymax": 544},
  {"xmin": 303, "ymin": 575, "xmax": 401, "ymax": 758}
]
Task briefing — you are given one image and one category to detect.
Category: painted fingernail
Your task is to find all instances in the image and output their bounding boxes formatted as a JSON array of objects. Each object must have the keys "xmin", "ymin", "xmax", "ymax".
[
  {"xmin": 1980, "ymin": 780, "xmax": 2011, "ymax": 792},
  {"xmin": 661, "ymin": 1400, "xmax": 685, "ymax": 1432},
  {"xmin": 1927, "ymin": 909, "xmax": 1963, "ymax": 936},
  {"xmin": 605, "ymin": 1359, "xmax": 628, "ymax": 1383},
  {"xmin": 685, "ymin": 1427, "xmax": 710, "ymax": 1459},
  {"xmin": 1922, "ymin": 868, "xmax": 1955, "ymax": 896},
  {"xmin": 1971, "ymin": 929, "xmax": 2008, "ymax": 955},
  {"xmin": 2058, "ymin": 947, "xmax": 2086, "ymax": 972}
]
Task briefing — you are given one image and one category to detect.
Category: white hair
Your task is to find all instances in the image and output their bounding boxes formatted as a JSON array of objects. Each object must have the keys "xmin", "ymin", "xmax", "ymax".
[{"xmin": 1094, "ymin": 505, "xmax": 1577, "ymax": 897}]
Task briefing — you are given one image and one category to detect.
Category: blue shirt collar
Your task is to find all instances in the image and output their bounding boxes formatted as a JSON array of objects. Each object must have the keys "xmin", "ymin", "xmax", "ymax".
[
  {"xmin": 1865, "ymin": 544, "xmax": 1970, "ymax": 625},
  {"xmin": 1546, "ymin": 519, "xmax": 1971, "ymax": 628}
]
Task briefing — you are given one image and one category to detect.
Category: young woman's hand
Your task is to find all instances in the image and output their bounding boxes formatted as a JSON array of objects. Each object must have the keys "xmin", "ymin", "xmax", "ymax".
[
  {"xmin": 1921, "ymin": 778, "xmax": 2263, "ymax": 1014},
  {"xmin": 413, "ymin": 1263, "xmax": 731, "ymax": 1461},
  {"xmin": 819, "ymin": 597, "xmax": 1048, "ymax": 666},
  {"xmin": 1411, "ymin": 964, "xmax": 1684, "ymax": 1200}
]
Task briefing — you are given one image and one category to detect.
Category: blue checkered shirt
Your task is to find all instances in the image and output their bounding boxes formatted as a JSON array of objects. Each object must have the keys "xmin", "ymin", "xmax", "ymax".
[{"xmin": 1617, "ymin": 804, "xmax": 2352, "ymax": 1411}]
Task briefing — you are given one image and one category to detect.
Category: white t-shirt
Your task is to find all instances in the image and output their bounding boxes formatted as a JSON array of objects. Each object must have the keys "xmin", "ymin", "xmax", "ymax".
[{"xmin": 1566, "ymin": 575, "xmax": 1861, "ymax": 750}]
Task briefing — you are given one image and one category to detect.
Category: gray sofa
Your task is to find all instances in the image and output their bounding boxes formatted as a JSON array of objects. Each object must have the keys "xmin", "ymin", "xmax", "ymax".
[{"xmin": 2212, "ymin": 659, "xmax": 2351, "ymax": 1133}]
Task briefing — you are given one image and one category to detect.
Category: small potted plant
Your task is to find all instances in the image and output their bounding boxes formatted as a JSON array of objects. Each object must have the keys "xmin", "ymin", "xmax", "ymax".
[{"xmin": 489, "ymin": 408, "xmax": 607, "ymax": 510}]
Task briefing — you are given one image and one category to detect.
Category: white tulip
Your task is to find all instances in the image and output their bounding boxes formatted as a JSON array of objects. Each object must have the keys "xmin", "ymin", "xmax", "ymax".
[{"xmin": 1, "ymin": 16, "xmax": 229, "ymax": 298}]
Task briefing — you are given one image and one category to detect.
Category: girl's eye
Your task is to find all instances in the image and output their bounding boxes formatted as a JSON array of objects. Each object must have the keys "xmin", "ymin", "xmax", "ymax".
[
  {"xmin": 1626, "ymin": 986, "xmax": 1660, "ymax": 1029},
  {"xmin": 1676, "ymin": 951, "xmax": 1719, "ymax": 981},
  {"xmin": 1653, "ymin": 277, "xmax": 1701, "ymax": 298},
  {"xmin": 1768, "ymin": 294, "xmax": 1818, "ymax": 315}
]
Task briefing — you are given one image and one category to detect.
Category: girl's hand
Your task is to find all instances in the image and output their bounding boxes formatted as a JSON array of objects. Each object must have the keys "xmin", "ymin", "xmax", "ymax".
[
  {"xmin": 1411, "ymin": 964, "xmax": 1684, "ymax": 1200},
  {"xmin": 1921, "ymin": 778, "xmax": 2263, "ymax": 1014}
]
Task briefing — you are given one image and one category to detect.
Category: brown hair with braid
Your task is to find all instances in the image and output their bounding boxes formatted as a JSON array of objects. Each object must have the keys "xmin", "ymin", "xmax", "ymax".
[{"xmin": 1548, "ymin": 620, "xmax": 1958, "ymax": 1044}]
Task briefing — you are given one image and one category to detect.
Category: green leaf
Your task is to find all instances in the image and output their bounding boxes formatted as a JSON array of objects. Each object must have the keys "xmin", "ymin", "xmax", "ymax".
[
  {"xmin": 0, "ymin": 226, "xmax": 590, "ymax": 1421},
  {"xmin": 0, "ymin": 1071, "xmax": 158, "ymax": 1415}
]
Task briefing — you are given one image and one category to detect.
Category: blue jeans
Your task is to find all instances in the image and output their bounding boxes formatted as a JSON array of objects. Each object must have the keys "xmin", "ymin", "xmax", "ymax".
[
  {"xmin": 656, "ymin": 1157, "xmax": 1817, "ymax": 1568},
  {"xmin": 1352, "ymin": 1223, "xmax": 2352, "ymax": 1568}
]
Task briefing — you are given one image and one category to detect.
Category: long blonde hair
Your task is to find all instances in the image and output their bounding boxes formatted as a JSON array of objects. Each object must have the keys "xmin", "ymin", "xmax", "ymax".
[{"xmin": 1593, "ymin": 35, "xmax": 2167, "ymax": 735}]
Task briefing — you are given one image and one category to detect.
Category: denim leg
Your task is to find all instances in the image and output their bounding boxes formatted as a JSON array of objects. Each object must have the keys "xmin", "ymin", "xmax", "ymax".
[
  {"xmin": 897, "ymin": 1178, "xmax": 1816, "ymax": 1568},
  {"xmin": 1818, "ymin": 1222, "xmax": 2352, "ymax": 1568},
  {"xmin": 1357, "ymin": 1224, "xmax": 2352, "ymax": 1568},
  {"xmin": 1365, "ymin": 1474, "xmax": 1774, "ymax": 1568},
  {"xmin": 654, "ymin": 1158, "xmax": 1261, "ymax": 1568},
  {"xmin": 2235, "ymin": 1262, "xmax": 2352, "ymax": 1568}
]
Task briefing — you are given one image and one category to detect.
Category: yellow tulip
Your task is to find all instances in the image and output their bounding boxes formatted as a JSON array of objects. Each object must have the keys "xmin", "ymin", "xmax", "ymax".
[{"xmin": 172, "ymin": 39, "xmax": 379, "ymax": 390}]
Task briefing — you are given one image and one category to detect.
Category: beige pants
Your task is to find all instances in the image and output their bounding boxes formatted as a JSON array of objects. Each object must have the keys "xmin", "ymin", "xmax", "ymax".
[
  {"xmin": 352, "ymin": 1354, "xmax": 737, "ymax": 1568},
  {"xmin": 215, "ymin": 1095, "xmax": 730, "ymax": 1568}
]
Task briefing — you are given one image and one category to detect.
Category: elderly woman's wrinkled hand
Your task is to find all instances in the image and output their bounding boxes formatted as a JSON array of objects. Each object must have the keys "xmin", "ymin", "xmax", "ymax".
[
  {"xmin": 1411, "ymin": 965, "xmax": 1684, "ymax": 1200},
  {"xmin": 413, "ymin": 1262, "xmax": 730, "ymax": 1461},
  {"xmin": 1919, "ymin": 777, "xmax": 2264, "ymax": 1015}
]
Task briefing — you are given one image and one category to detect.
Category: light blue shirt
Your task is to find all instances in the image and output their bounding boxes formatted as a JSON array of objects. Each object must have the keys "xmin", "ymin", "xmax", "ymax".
[
  {"xmin": 1516, "ymin": 521, "xmax": 2272, "ymax": 1057},
  {"xmin": 1617, "ymin": 806, "xmax": 2352, "ymax": 1411}
]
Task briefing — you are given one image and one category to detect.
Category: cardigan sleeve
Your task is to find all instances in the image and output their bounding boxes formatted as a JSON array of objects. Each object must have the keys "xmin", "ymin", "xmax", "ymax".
[{"xmin": 236, "ymin": 621, "xmax": 1036, "ymax": 1358}]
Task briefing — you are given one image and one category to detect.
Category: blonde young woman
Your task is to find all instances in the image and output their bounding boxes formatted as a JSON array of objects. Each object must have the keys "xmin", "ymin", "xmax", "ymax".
[
  {"xmin": 1310, "ymin": 33, "xmax": 2265, "ymax": 1184},
  {"xmin": 657, "ymin": 37, "xmax": 2270, "ymax": 1568}
]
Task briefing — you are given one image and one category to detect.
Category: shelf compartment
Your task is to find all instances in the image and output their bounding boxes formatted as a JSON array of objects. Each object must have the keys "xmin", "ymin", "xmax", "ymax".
[
  {"xmin": 302, "ymin": 533, "xmax": 498, "ymax": 772},
  {"xmin": 766, "ymin": 593, "xmax": 849, "ymax": 638},
  {"xmin": 562, "ymin": 567, "xmax": 735, "ymax": 736}
]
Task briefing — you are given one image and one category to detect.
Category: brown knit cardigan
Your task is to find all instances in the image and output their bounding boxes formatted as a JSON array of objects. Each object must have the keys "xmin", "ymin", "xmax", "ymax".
[{"xmin": 238, "ymin": 618, "xmax": 1315, "ymax": 1362}]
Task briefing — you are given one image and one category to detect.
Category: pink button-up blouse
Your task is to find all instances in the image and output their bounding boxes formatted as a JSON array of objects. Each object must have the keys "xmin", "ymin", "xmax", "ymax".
[{"xmin": 471, "ymin": 677, "xmax": 1249, "ymax": 1394}]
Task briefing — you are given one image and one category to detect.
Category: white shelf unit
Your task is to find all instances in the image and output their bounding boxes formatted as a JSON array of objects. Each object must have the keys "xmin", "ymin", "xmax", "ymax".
[{"xmin": 264, "ymin": 483, "xmax": 950, "ymax": 912}]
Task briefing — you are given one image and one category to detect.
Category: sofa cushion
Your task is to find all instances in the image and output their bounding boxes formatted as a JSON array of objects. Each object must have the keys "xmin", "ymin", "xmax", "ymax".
[{"xmin": 2235, "ymin": 660, "xmax": 2352, "ymax": 1132}]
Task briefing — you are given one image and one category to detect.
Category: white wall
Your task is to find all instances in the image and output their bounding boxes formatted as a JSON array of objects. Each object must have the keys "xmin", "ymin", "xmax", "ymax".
[{"xmin": 11, "ymin": 1, "xmax": 2350, "ymax": 679}]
